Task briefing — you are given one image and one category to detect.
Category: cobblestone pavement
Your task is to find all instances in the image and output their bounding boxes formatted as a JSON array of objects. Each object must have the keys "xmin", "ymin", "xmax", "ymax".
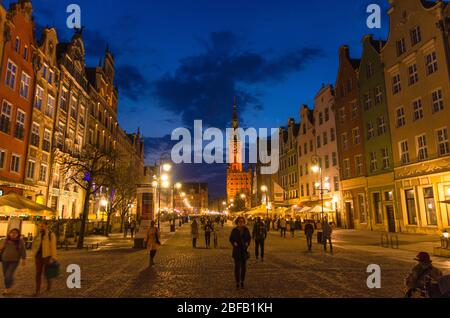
[{"xmin": 1, "ymin": 222, "xmax": 449, "ymax": 298}]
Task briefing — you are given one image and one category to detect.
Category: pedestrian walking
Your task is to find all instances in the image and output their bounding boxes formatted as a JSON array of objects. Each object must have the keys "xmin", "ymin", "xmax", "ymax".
[
  {"xmin": 1, "ymin": 229, "xmax": 26, "ymax": 295},
  {"xmin": 229, "ymin": 217, "xmax": 251, "ymax": 289},
  {"xmin": 130, "ymin": 220, "xmax": 136, "ymax": 238},
  {"xmin": 31, "ymin": 221, "xmax": 57, "ymax": 296},
  {"xmin": 191, "ymin": 219, "xmax": 199, "ymax": 248},
  {"xmin": 213, "ymin": 225, "xmax": 219, "ymax": 249},
  {"xmin": 280, "ymin": 218, "xmax": 287, "ymax": 238},
  {"xmin": 322, "ymin": 221, "xmax": 333, "ymax": 253},
  {"xmin": 252, "ymin": 217, "xmax": 267, "ymax": 262},
  {"xmin": 204, "ymin": 221, "xmax": 213, "ymax": 248},
  {"xmin": 289, "ymin": 218, "xmax": 295, "ymax": 238},
  {"xmin": 124, "ymin": 221, "xmax": 130, "ymax": 238},
  {"xmin": 304, "ymin": 221, "xmax": 315, "ymax": 251},
  {"xmin": 146, "ymin": 221, "xmax": 161, "ymax": 267}
]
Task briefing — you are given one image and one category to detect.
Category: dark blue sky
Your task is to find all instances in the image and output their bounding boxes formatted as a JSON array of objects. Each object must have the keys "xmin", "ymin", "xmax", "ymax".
[{"xmin": 13, "ymin": 0, "xmax": 394, "ymax": 198}]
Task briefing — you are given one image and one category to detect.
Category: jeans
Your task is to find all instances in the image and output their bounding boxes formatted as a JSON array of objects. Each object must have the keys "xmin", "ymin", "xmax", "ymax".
[
  {"xmin": 306, "ymin": 235, "xmax": 313, "ymax": 251},
  {"xmin": 2, "ymin": 261, "xmax": 19, "ymax": 289},
  {"xmin": 255, "ymin": 239, "xmax": 265, "ymax": 259},
  {"xmin": 234, "ymin": 259, "xmax": 247, "ymax": 283},
  {"xmin": 280, "ymin": 228, "xmax": 286, "ymax": 238},
  {"xmin": 323, "ymin": 237, "xmax": 333, "ymax": 252},
  {"xmin": 205, "ymin": 233, "xmax": 211, "ymax": 247},
  {"xmin": 35, "ymin": 255, "xmax": 52, "ymax": 293}
]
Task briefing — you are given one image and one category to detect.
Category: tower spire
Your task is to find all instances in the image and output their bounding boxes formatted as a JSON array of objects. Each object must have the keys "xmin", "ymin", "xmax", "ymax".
[{"xmin": 232, "ymin": 97, "xmax": 238, "ymax": 129}]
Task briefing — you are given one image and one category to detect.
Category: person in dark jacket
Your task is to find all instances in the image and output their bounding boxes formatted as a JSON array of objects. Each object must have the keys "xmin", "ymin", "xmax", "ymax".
[
  {"xmin": 322, "ymin": 221, "xmax": 333, "ymax": 253},
  {"xmin": 204, "ymin": 221, "xmax": 213, "ymax": 248},
  {"xmin": 229, "ymin": 217, "xmax": 251, "ymax": 289},
  {"xmin": 252, "ymin": 217, "xmax": 267, "ymax": 262},
  {"xmin": 1, "ymin": 229, "xmax": 26, "ymax": 295},
  {"xmin": 304, "ymin": 221, "xmax": 315, "ymax": 251}
]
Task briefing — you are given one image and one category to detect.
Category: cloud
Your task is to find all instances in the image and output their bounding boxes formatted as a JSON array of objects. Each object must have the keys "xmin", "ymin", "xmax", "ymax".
[
  {"xmin": 115, "ymin": 64, "xmax": 150, "ymax": 101},
  {"xmin": 153, "ymin": 31, "xmax": 323, "ymax": 129}
]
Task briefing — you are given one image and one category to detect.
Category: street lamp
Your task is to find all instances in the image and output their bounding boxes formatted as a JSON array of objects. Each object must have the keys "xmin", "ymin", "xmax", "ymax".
[
  {"xmin": 261, "ymin": 185, "xmax": 269, "ymax": 219},
  {"xmin": 311, "ymin": 155, "xmax": 327, "ymax": 224}
]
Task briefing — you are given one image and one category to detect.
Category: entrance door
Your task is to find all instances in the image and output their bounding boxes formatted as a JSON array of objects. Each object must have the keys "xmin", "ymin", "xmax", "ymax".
[
  {"xmin": 345, "ymin": 202, "xmax": 355, "ymax": 229},
  {"xmin": 386, "ymin": 205, "xmax": 396, "ymax": 233}
]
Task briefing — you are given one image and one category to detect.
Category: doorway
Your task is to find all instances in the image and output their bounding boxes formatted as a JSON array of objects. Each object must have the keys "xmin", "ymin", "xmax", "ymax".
[
  {"xmin": 386, "ymin": 205, "xmax": 396, "ymax": 233},
  {"xmin": 345, "ymin": 202, "xmax": 355, "ymax": 229}
]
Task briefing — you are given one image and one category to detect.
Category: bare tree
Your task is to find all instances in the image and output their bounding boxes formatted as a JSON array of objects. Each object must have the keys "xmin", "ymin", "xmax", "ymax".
[
  {"xmin": 107, "ymin": 159, "xmax": 139, "ymax": 236},
  {"xmin": 59, "ymin": 145, "xmax": 117, "ymax": 249}
]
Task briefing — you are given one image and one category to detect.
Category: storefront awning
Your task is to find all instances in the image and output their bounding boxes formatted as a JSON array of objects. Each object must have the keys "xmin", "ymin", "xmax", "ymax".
[{"xmin": 0, "ymin": 193, "xmax": 55, "ymax": 217}]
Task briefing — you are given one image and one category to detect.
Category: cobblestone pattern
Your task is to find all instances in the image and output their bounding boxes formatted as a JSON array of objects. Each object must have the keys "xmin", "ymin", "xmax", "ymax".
[{"xmin": 1, "ymin": 223, "xmax": 449, "ymax": 298}]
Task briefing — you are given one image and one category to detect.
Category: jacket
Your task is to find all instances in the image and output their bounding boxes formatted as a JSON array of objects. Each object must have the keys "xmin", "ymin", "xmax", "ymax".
[
  {"xmin": 191, "ymin": 221, "xmax": 199, "ymax": 238},
  {"xmin": 323, "ymin": 223, "xmax": 333, "ymax": 238},
  {"xmin": 229, "ymin": 226, "xmax": 251, "ymax": 261},
  {"xmin": 31, "ymin": 230, "xmax": 57, "ymax": 259},
  {"xmin": 406, "ymin": 263, "xmax": 443, "ymax": 290},
  {"xmin": 304, "ymin": 223, "xmax": 315, "ymax": 236},
  {"xmin": 0, "ymin": 238, "xmax": 26, "ymax": 262},
  {"xmin": 252, "ymin": 222, "xmax": 267, "ymax": 241},
  {"xmin": 146, "ymin": 227, "xmax": 161, "ymax": 252}
]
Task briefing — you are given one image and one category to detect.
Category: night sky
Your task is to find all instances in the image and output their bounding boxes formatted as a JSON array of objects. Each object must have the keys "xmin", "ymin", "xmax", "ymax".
[{"xmin": 11, "ymin": 0, "xmax": 392, "ymax": 198}]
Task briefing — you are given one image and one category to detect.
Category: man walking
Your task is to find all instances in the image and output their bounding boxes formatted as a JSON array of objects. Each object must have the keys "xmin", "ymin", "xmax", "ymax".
[
  {"xmin": 130, "ymin": 220, "xmax": 136, "ymax": 238},
  {"xmin": 323, "ymin": 221, "xmax": 333, "ymax": 253},
  {"xmin": 252, "ymin": 217, "xmax": 267, "ymax": 262},
  {"xmin": 304, "ymin": 221, "xmax": 314, "ymax": 251},
  {"xmin": 280, "ymin": 218, "xmax": 287, "ymax": 238}
]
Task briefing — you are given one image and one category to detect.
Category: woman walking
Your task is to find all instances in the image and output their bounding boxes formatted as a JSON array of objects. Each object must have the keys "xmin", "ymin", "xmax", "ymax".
[
  {"xmin": 1, "ymin": 228, "xmax": 26, "ymax": 295},
  {"xmin": 146, "ymin": 221, "xmax": 161, "ymax": 267},
  {"xmin": 229, "ymin": 217, "xmax": 251, "ymax": 289},
  {"xmin": 191, "ymin": 219, "xmax": 199, "ymax": 248},
  {"xmin": 31, "ymin": 221, "xmax": 57, "ymax": 296},
  {"xmin": 204, "ymin": 220, "xmax": 213, "ymax": 248}
]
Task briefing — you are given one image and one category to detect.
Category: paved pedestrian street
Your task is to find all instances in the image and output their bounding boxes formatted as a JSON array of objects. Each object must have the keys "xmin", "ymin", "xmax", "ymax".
[{"xmin": 1, "ymin": 222, "xmax": 449, "ymax": 298}]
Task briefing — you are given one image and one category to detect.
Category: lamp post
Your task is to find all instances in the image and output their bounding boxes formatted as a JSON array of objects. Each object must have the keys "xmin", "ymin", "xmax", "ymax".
[
  {"xmin": 311, "ymin": 155, "xmax": 330, "ymax": 224},
  {"xmin": 153, "ymin": 160, "xmax": 172, "ymax": 230},
  {"xmin": 261, "ymin": 185, "xmax": 269, "ymax": 219}
]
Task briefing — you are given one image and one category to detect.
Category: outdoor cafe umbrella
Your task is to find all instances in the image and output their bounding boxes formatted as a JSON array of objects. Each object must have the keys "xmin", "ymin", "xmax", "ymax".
[
  {"xmin": 0, "ymin": 193, "xmax": 55, "ymax": 217},
  {"xmin": 298, "ymin": 206, "xmax": 312, "ymax": 213},
  {"xmin": 308, "ymin": 205, "xmax": 334, "ymax": 213}
]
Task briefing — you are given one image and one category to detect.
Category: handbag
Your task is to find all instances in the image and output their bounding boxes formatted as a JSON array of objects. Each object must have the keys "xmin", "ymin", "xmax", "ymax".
[{"xmin": 46, "ymin": 261, "xmax": 60, "ymax": 279}]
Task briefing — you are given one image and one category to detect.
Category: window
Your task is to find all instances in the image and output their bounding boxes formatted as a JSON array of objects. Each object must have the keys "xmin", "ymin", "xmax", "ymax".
[
  {"xmin": 306, "ymin": 184, "xmax": 310, "ymax": 196},
  {"xmin": 23, "ymin": 46, "xmax": 28, "ymax": 60},
  {"xmin": 352, "ymin": 127, "xmax": 360, "ymax": 145},
  {"xmin": 366, "ymin": 62, "xmax": 374, "ymax": 78},
  {"xmin": 19, "ymin": 72, "xmax": 31, "ymax": 99},
  {"xmin": 56, "ymin": 122, "xmax": 65, "ymax": 149},
  {"xmin": 332, "ymin": 152, "xmax": 338, "ymax": 167},
  {"xmin": 423, "ymin": 187, "xmax": 437, "ymax": 226},
  {"xmin": 373, "ymin": 193, "xmax": 383, "ymax": 224},
  {"xmin": 377, "ymin": 117, "xmax": 387, "ymax": 135},
  {"xmin": 42, "ymin": 64, "xmax": 48, "ymax": 79},
  {"xmin": 14, "ymin": 37, "xmax": 20, "ymax": 53},
  {"xmin": 323, "ymin": 132, "xmax": 328, "ymax": 145},
  {"xmin": 305, "ymin": 163, "xmax": 309, "ymax": 175},
  {"xmin": 316, "ymin": 135, "xmax": 321, "ymax": 148},
  {"xmin": 43, "ymin": 129, "xmax": 51, "ymax": 152},
  {"xmin": 79, "ymin": 105, "xmax": 85, "ymax": 126},
  {"xmin": 5, "ymin": 60, "xmax": 17, "ymax": 89},
  {"xmin": 408, "ymin": 64, "xmax": 419, "ymax": 86},
  {"xmin": 26, "ymin": 160, "xmax": 35, "ymax": 179},
  {"xmin": 358, "ymin": 194, "xmax": 367, "ymax": 223},
  {"xmin": 396, "ymin": 107, "xmax": 406, "ymax": 128},
  {"xmin": 436, "ymin": 128, "xmax": 450, "ymax": 156},
  {"xmin": 319, "ymin": 112, "xmax": 323, "ymax": 125},
  {"xmin": 324, "ymin": 155, "xmax": 330, "ymax": 169},
  {"xmin": 30, "ymin": 122, "xmax": 40, "ymax": 147},
  {"xmin": 10, "ymin": 154, "xmax": 20, "ymax": 173},
  {"xmin": 39, "ymin": 164, "xmax": 47, "ymax": 182},
  {"xmin": 385, "ymin": 191, "xmax": 394, "ymax": 201},
  {"xmin": 355, "ymin": 155, "xmax": 363, "ymax": 176},
  {"xmin": 396, "ymin": 38, "xmax": 406, "ymax": 56},
  {"xmin": 400, "ymin": 140, "xmax": 410, "ymax": 165},
  {"xmin": 363, "ymin": 93, "xmax": 372, "ymax": 110},
  {"xmin": 70, "ymin": 96, "xmax": 78, "ymax": 119},
  {"xmin": 368, "ymin": 122, "xmax": 375, "ymax": 140},
  {"xmin": 339, "ymin": 107, "xmax": 346, "ymax": 124},
  {"xmin": 412, "ymin": 99, "xmax": 424, "ymax": 121},
  {"xmin": 431, "ymin": 89, "xmax": 444, "ymax": 113},
  {"xmin": 370, "ymin": 152, "xmax": 377, "ymax": 172},
  {"xmin": 34, "ymin": 86, "xmax": 44, "ymax": 110},
  {"xmin": 375, "ymin": 86, "xmax": 383, "ymax": 105},
  {"xmin": 48, "ymin": 70, "xmax": 54, "ymax": 85},
  {"xmin": 381, "ymin": 148, "xmax": 390, "ymax": 169},
  {"xmin": 325, "ymin": 108, "xmax": 329, "ymax": 122},
  {"xmin": 0, "ymin": 100, "xmax": 12, "ymax": 134},
  {"xmin": 351, "ymin": 103, "xmax": 358, "ymax": 120},
  {"xmin": 330, "ymin": 128, "xmax": 335, "ymax": 142},
  {"xmin": 309, "ymin": 140, "xmax": 313, "ymax": 152},
  {"xmin": 46, "ymin": 95, "xmax": 55, "ymax": 118},
  {"xmin": 392, "ymin": 74, "xmax": 401, "ymax": 95},
  {"xmin": 14, "ymin": 110, "xmax": 25, "ymax": 140},
  {"xmin": 343, "ymin": 159, "xmax": 351, "ymax": 179},
  {"xmin": 410, "ymin": 26, "xmax": 422, "ymax": 46},
  {"xmin": 425, "ymin": 52, "xmax": 438, "ymax": 75},
  {"xmin": 417, "ymin": 134, "xmax": 428, "ymax": 161},
  {"xmin": 342, "ymin": 133, "xmax": 348, "ymax": 150},
  {"xmin": 405, "ymin": 189, "xmax": 417, "ymax": 225},
  {"xmin": 0, "ymin": 149, "xmax": 5, "ymax": 169},
  {"xmin": 60, "ymin": 88, "xmax": 68, "ymax": 111},
  {"xmin": 334, "ymin": 176, "xmax": 339, "ymax": 191}
]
